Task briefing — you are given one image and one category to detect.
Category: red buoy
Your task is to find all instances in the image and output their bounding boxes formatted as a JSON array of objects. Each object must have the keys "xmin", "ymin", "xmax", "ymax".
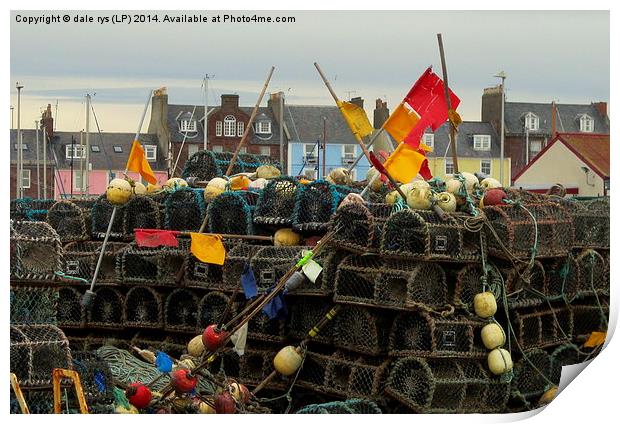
[
  {"xmin": 126, "ymin": 382, "xmax": 152, "ymax": 409},
  {"xmin": 171, "ymin": 369, "xmax": 198, "ymax": 393},
  {"xmin": 481, "ymin": 188, "xmax": 507, "ymax": 207},
  {"xmin": 215, "ymin": 391, "xmax": 236, "ymax": 414},
  {"xmin": 202, "ymin": 324, "xmax": 229, "ymax": 352}
]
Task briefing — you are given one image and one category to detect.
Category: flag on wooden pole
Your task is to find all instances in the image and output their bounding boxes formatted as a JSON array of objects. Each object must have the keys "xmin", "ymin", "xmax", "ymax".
[
  {"xmin": 383, "ymin": 142, "xmax": 429, "ymax": 184},
  {"xmin": 190, "ymin": 233, "xmax": 226, "ymax": 265},
  {"xmin": 337, "ymin": 100, "xmax": 374, "ymax": 139},
  {"xmin": 126, "ymin": 140, "xmax": 157, "ymax": 184},
  {"xmin": 383, "ymin": 103, "xmax": 421, "ymax": 142}
]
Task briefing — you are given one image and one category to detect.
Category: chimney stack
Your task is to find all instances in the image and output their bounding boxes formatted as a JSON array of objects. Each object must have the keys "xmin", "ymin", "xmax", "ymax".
[
  {"xmin": 268, "ymin": 92, "xmax": 285, "ymax": 125},
  {"xmin": 221, "ymin": 94, "xmax": 240, "ymax": 111},
  {"xmin": 551, "ymin": 101, "xmax": 557, "ymax": 137},
  {"xmin": 147, "ymin": 87, "xmax": 170, "ymax": 160},
  {"xmin": 373, "ymin": 98, "xmax": 389, "ymax": 129},
  {"xmin": 41, "ymin": 104, "xmax": 54, "ymax": 140},
  {"xmin": 593, "ymin": 102, "xmax": 608, "ymax": 119},
  {"xmin": 350, "ymin": 96, "xmax": 364, "ymax": 110},
  {"xmin": 481, "ymin": 86, "xmax": 503, "ymax": 133}
]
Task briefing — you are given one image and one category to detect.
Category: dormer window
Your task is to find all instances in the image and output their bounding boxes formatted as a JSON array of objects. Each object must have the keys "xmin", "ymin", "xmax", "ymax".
[
  {"xmin": 180, "ymin": 118, "xmax": 197, "ymax": 132},
  {"xmin": 580, "ymin": 114, "xmax": 594, "ymax": 132},
  {"xmin": 256, "ymin": 121, "xmax": 272, "ymax": 134},
  {"xmin": 473, "ymin": 135, "xmax": 491, "ymax": 151},
  {"xmin": 524, "ymin": 112, "xmax": 539, "ymax": 131},
  {"xmin": 224, "ymin": 115, "xmax": 237, "ymax": 137}
]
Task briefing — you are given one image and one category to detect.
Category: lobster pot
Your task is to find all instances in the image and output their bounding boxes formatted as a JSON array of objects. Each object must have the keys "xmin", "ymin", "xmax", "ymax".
[
  {"xmin": 222, "ymin": 243, "xmax": 264, "ymax": 291},
  {"xmin": 504, "ymin": 188, "xmax": 549, "ymax": 204},
  {"xmin": 290, "ymin": 249, "xmax": 347, "ymax": 296},
  {"xmin": 124, "ymin": 286, "xmax": 163, "ymax": 329},
  {"xmin": 286, "ymin": 298, "xmax": 335, "ymax": 344},
  {"xmin": 164, "ymin": 188, "xmax": 205, "ymax": 231},
  {"xmin": 510, "ymin": 305, "xmax": 573, "ymax": 350},
  {"xmin": 71, "ymin": 351, "xmax": 115, "ymax": 406},
  {"xmin": 297, "ymin": 351, "xmax": 331, "ymax": 392},
  {"xmin": 10, "ymin": 324, "xmax": 72, "ymax": 388},
  {"xmin": 123, "ymin": 195, "xmax": 161, "ymax": 235},
  {"xmin": 367, "ymin": 203, "xmax": 394, "ymax": 248},
  {"xmin": 239, "ymin": 348, "xmax": 285, "ymax": 388},
  {"xmin": 164, "ymin": 288, "xmax": 199, "ymax": 332},
  {"xmin": 296, "ymin": 399, "xmax": 382, "ymax": 414},
  {"xmin": 207, "ymin": 348, "xmax": 241, "ymax": 380},
  {"xmin": 334, "ymin": 256, "xmax": 448, "ymax": 311},
  {"xmin": 87, "ymin": 287, "xmax": 125, "ymax": 329},
  {"xmin": 323, "ymin": 351, "xmax": 390, "ymax": 399},
  {"xmin": 10, "ymin": 388, "xmax": 56, "ymax": 414},
  {"xmin": 380, "ymin": 209, "xmax": 480, "ymax": 262},
  {"xmin": 11, "ymin": 198, "xmax": 56, "ymax": 222},
  {"xmin": 292, "ymin": 180, "xmax": 339, "ymax": 234},
  {"xmin": 46, "ymin": 200, "xmax": 89, "ymax": 242},
  {"xmin": 333, "ymin": 305, "xmax": 393, "ymax": 356},
  {"xmin": 328, "ymin": 203, "xmax": 378, "ymax": 253},
  {"xmin": 185, "ymin": 256, "xmax": 223, "ymax": 289},
  {"xmin": 56, "ymin": 287, "xmax": 85, "ymax": 328},
  {"xmin": 575, "ymin": 250, "xmax": 609, "ymax": 298},
  {"xmin": 91, "ymin": 195, "xmax": 127, "ymax": 239},
  {"xmin": 570, "ymin": 302, "xmax": 609, "ymax": 342},
  {"xmin": 182, "ymin": 150, "xmax": 222, "ymax": 181},
  {"xmin": 550, "ymin": 344, "xmax": 583, "ymax": 384},
  {"xmin": 385, "ymin": 357, "xmax": 510, "ymax": 413},
  {"xmin": 237, "ymin": 152, "xmax": 280, "ymax": 172},
  {"xmin": 559, "ymin": 198, "xmax": 609, "ymax": 249},
  {"xmin": 197, "ymin": 291, "xmax": 234, "ymax": 328},
  {"xmin": 10, "ymin": 286, "xmax": 58, "ymax": 325},
  {"xmin": 248, "ymin": 311, "xmax": 286, "ymax": 342},
  {"xmin": 120, "ymin": 244, "xmax": 187, "ymax": 286},
  {"xmin": 208, "ymin": 191, "xmax": 254, "ymax": 235},
  {"xmin": 253, "ymin": 177, "xmax": 300, "ymax": 227},
  {"xmin": 544, "ymin": 256, "xmax": 580, "ymax": 301},
  {"xmin": 512, "ymin": 349, "xmax": 554, "ymax": 404},
  {"xmin": 63, "ymin": 241, "xmax": 127, "ymax": 285},
  {"xmin": 389, "ymin": 311, "xmax": 486, "ymax": 359},
  {"xmin": 250, "ymin": 246, "xmax": 306, "ymax": 292},
  {"xmin": 502, "ymin": 261, "xmax": 547, "ymax": 308},
  {"xmin": 453, "ymin": 264, "xmax": 502, "ymax": 313},
  {"xmin": 10, "ymin": 220, "xmax": 62, "ymax": 281},
  {"xmin": 484, "ymin": 202, "xmax": 574, "ymax": 260},
  {"xmin": 601, "ymin": 250, "xmax": 610, "ymax": 289}
]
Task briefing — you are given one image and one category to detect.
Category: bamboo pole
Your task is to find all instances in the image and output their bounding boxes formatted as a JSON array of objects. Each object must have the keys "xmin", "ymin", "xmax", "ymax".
[
  {"xmin": 437, "ymin": 33, "xmax": 459, "ymax": 174},
  {"xmin": 225, "ymin": 66, "xmax": 275, "ymax": 176}
]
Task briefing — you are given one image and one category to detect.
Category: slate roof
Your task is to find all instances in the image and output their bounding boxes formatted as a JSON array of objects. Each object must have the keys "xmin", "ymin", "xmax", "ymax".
[
  {"xmin": 283, "ymin": 105, "xmax": 359, "ymax": 145},
  {"xmin": 425, "ymin": 121, "xmax": 501, "ymax": 158},
  {"xmin": 9, "ymin": 129, "xmax": 166, "ymax": 171},
  {"xmin": 504, "ymin": 102, "xmax": 609, "ymax": 136}
]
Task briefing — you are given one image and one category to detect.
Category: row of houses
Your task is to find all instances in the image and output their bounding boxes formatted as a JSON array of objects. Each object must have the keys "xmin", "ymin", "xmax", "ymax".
[{"xmin": 9, "ymin": 86, "xmax": 609, "ymax": 199}]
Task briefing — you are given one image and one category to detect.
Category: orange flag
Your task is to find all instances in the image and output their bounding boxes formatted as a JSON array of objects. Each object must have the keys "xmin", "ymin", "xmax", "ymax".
[
  {"xmin": 383, "ymin": 103, "xmax": 421, "ymax": 142},
  {"xmin": 126, "ymin": 140, "xmax": 157, "ymax": 184},
  {"xmin": 383, "ymin": 142, "xmax": 428, "ymax": 184},
  {"xmin": 190, "ymin": 233, "xmax": 226, "ymax": 265}
]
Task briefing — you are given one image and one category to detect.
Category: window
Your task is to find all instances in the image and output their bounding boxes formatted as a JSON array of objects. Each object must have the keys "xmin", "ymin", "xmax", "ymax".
[
  {"xmin": 66, "ymin": 144, "xmax": 86, "ymax": 159},
  {"xmin": 144, "ymin": 145, "xmax": 157, "ymax": 161},
  {"xmin": 525, "ymin": 112, "xmax": 539, "ymax": 131},
  {"xmin": 180, "ymin": 119, "xmax": 197, "ymax": 132},
  {"xmin": 580, "ymin": 115, "xmax": 594, "ymax": 132},
  {"xmin": 256, "ymin": 121, "xmax": 272, "ymax": 134},
  {"xmin": 303, "ymin": 168, "xmax": 317, "ymax": 179},
  {"xmin": 259, "ymin": 146, "xmax": 271, "ymax": 156},
  {"xmin": 480, "ymin": 160, "xmax": 492, "ymax": 176},
  {"xmin": 445, "ymin": 158, "xmax": 454, "ymax": 175},
  {"xmin": 342, "ymin": 145, "xmax": 356, "ymax": 158},
  {"xmin": 91, "ymin": 145, "xmax": 100, "ymax": 152},
  {"xmin": 113, "ymin": 146, "xmax": 123, "ymax": 153},
  {"xmin": 224, "ymin": 115, "xmax": 236, "ymax": 137},
  {"xmin": 237, "ymin": 121, "xmax": 244, "ymax": 137},
  {"xmin": 529, "ymin": 140, "xmax": 542, "ymax": 158},
  {"xmin": 21, "ymin": 169, "xmax": 31, "ymax": 189},
  {"xmin": 304, "ymin": 144, "xmax": 316, "ymax": 157},
  {"xmin": 188, "ymin": 144, "xmax": 199, "ymax": 157},
  {"xmin": 423, "ymin": 133, "xmax": 435, "ymax": 149},
  {"xmin": 216, "ymin": 121, "xmax": 223, "ymax": 136},
  {"xmin": 212, "ymin": 145, "xmax": 224, "ymax": 153},
  {"xmin": 14, "ymin": 144, "xmax": 28, "ymax": 150},
  {"xmin": 473, "ymin": 135, "xmax": 491, "ymax": 151}
]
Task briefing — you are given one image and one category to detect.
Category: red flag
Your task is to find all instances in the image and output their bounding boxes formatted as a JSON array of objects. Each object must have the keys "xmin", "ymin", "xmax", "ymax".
[
  {"xmin": 135, "ymin": 229, "xmax": 180, "ymax": 248},
  {"xmin": 418, "ymin": 158, "xmax": 432, "ymax": 180},
  {"xmin": 403, "ymin": 67, "xmax": 460, "ymax": 148}
]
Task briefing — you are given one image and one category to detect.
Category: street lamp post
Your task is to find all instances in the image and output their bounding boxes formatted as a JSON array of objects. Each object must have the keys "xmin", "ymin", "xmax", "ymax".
[
  {"xmin": 16, "ymin": 82, "xmax": 24, "ymax": 198},
  {"xmin": 494, "ymin": 72, "xmax": 507, "ymax": 186}
]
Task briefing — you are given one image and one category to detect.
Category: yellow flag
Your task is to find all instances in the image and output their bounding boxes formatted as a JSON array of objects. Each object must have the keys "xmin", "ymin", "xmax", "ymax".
[
  {"xmin": 384, "ymin": 142, "xmax": 427, "ymax": 184},
  {"xmin": 448, "ymin": 109, "xmax": 463, "ymax": 128},
  {"xmin": 126, "ymin": 140, "xmax": 157, "ymax": 185},
  {"xmin": 384, "ymin": 103, "xmax": 420, "ymax": 142},
  {"xmin": 337, "ymin": 100, "xmax": 374, "ymax": 139},
  {"xmin": 584, "ymin": 331, "xmax": 606, "ymax": 348},
  {"xmin": 190, "ymin": 233, "xmax": 226, "ymax": 265}
]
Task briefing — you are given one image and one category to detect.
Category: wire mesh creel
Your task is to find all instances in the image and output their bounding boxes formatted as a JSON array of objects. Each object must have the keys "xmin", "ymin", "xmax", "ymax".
[
  {"xmin": 292, "ymin": 180, "xmax": 340, "ymax": 235},
  {"xmin": 63, "ymin": 241, "xmax": 127, "ymax": 285},
  {"xmin": 10, "ymin": 286, "xmax": 58, "ymax": 325},
  {"xmin": 46, "ymin": 200, "xmax": 90, "ymax": 243},
  {"xmin": 10, "ymin": 220, "xmax": 63, "ymax": 281},
  {"xmin": 208, "ymin": 191, "xmax": 254, "ymax": 235},
  {"xmin": 253, "ymin": 177, "xmax": 300, "ymax": 227}
]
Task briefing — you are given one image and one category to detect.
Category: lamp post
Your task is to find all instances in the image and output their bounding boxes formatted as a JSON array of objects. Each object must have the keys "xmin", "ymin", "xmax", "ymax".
[
  {"xmin": 494, "ymin": 71, "xmax": 506, "ymax": 186},
  {"xmin": 16, "ymin": 82, "xmax": 24, "ymax": 198}
]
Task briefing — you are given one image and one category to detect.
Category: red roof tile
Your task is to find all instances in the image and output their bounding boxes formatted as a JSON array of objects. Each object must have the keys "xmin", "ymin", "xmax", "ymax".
[{"xmin": 557, "ymin": 133, "xmax": 609, "ymax": 179}]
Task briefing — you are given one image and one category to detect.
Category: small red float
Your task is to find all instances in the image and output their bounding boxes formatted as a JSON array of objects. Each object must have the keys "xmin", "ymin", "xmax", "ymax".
[
  {"xmin": 202, "ymin": 324, "xmax": 229, "ymax": 352},
  {"xmin": 480, "ymin": 188, "xmax": 507, "ymax": 207},
  {"xmin": 215, "ymin": 391, "xmax": 236, "ymax": 414},
  {"xmin": 126, "ymin": 382, "xmax": 152, "ymax": 409},
  {"xmin": 171, "ymin": 369, "xmax": 199, "ymax": 393}
]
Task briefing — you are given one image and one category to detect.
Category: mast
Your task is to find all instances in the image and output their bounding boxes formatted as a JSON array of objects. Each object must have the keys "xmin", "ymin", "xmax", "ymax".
[
  {"xmin": 16, "ymin": 82, "xmax": 23, "ymax": 198},
  {"xmin": 85, "ymin": 94, "xmax": 91, "ymax": 196}
]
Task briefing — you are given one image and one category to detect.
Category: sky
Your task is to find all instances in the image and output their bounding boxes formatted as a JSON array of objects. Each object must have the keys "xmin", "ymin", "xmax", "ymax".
[{"xmin": 9, "ymin": 10, "xmax": 609, "ymax": 133}]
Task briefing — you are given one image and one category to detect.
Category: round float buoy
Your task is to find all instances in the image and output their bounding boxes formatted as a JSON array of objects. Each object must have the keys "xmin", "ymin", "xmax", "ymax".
[
  {"xmin": 407, "ymin": 187, "xmax": 433, "ymax": 210},
  {"xmin": 436, "ymin": 192, "xmax": 457, "ymax": 213},
  {"xmin": 481, "ymin": 177, "xmax": 502, "ymax": 190},
  {"xmin": 474, "ymin": 292, "xmax": 498, "ymax": 318},
  {"xmin": 256, "ymin": 165, "xmax": 281, "ymax": 179},
  {"xmin": 539, "ymin": 386, "xmax": 558, "ymax": 405},
  {"xmin": 328, "ymin": 167, "xmax": 353, "ymax": 185},
  {"xmin": 165, "ymin": 177, "xmax": 188, "ymax": 191},
  {"xmin": 204, "ymin": 177, "xmax": 227, "ymax": 201},
  {"xmin": 106, "ymin": 178, "xmax": 133, "ymax": 205},
  {"xmin": 481, "ymin": 322, "xmax": 506, "ymax": 350},
  {"xmin": 187, "ymin": 334, "xmax": 205, "ymax": 357},
  {"xmin": 215, "ymin": 391, "xmax": 236, "ymax": 414},
  {"xmin": 126, "ymin": 382, "xmax": 152, "ymax": 409},
  {"xmin": 273, "ymin": 346, "xmax": 303, "ymax": 376},
  {"xmin": 461, "ymin": 172, "xmax": 479, "ymax": 193},
  {"xmin": 480, "ymin": 188, "xmax": 507, "ymax": 207},
  {"xmin": 146, "ymin": 183, "xmax": 162, "ymax": 194},
  {"xmin": 385, "ymin": 190, "xmax": 400, "ymax": 205},
  {"xmin": 202, "ymin": 324, "xmax": 228, "ymax": 352},
  {"xmin": 229, "ymin": 382, "xmax": 250, "ymax": 404},
  {"xmin": 274, "ymin": 228, "xmax": 302, "ymax": 247},
  {"xmin": 487, "ymin": 348, "xmax": 513, "ymax": 375},
  {"xmin": 366, "ymin": 168, "xmax": 384, "ymax": 192},
  {"xmin": 171, "ymin": 369, "xmax": 198, "ymax": 393},
  {"xmin": 249, "ymin": 178, "xmax": 268, "ymax": 190},
  {"xmin": 133, "ymin": 181, "xmax": 147, "ymax": 196},
  {"xmin": 230, "ymin": 175, "xmax": 251, "ymax": 191}
]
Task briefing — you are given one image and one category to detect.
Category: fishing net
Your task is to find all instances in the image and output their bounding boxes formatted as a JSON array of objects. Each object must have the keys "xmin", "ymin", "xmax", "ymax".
[
  {"xmin": 56, "ymin": 287, "xmax": 85, "ymax": 328},
  {"xmin": 286, "ymin": 297, "xmax": 335, "ymax": 344},
  {"xmin": 296, "ymin": 399, "xmax": 382, "ymax": 414},
  {"xmin": 512, "ymin": 348, "xmax": 554, "ymax": 404},
  {"xmin": 163, "ymin": 188, "xmax": 206, "ymax": 231},
  {"xmin": 453, "ymin": 264, "xmax": 502, "ymax": 314},
  {"xmin": 333, "ymin": 305, "xmax": 393, "ymax": 356},
  {"xmin": 71, "ymin": 351, "xmax": 115, "ymax": 406},
  {"xmin": 333, "ymin": 255, "xmax": 448, "ymax": 311},
  {"xmin": 570, "ymin": 302, "xmax": 608, "ymax": 342},
  {"xmin": 323, "ymin": 351, "xmax": 390, "ymax": 399},
  {"xmin": 381, "ymin": 209, "xmax": 480, "ymax": 262},
  {"xmin": 248, "ymin": 310, "xmax": 287, "ymax": 342},
  {"xmin": 123, "ymin": 195, "xmax": 162, "ymax": 235},
  {"xmin": 483, "ymin": 202, "xmax": 574, "ymax": 260},
  {"xmin": 292, "ymin": 180, "xmax": 339, "ymax": 234},
  {"xmin": 253, "ymin": 177, "xmax": 300, "ymax": 227},
  {"xmin": 10, "ymin": 286, "xmax": 58, "ymax": 325},
  {"xmin": 87, "ymin": 287, "xmax": 125, "ymax": 329},
  {"xmin": 250, "ymin": 246, "xmax": 306, "ymax": 292},
  {"xmin": 544, "ymin": 255, "xmax": 580, "ymax": 302},
  {"xmin": 10, "ymin": 388, "xmax": 55, "ymax": 414},
  {"xmin": 120, "ymin": 243, "xmax": 188, "ymax": 286},
  {"xmin": 46, "ymin": 200, "xmax": 89, "ymax": 242},
  {"xmin": 222, "ymin": 243, "xmax": 265, "ymax": 291},
  {"xmin": 10, "ymin": 220, "xmax": 62, "ymax": 281},
  {"xmin": 575, "ymin": 249, "xmax": 609, "ymax": 298},
  {"xmin": 502, "ymin": 261, "xmax": 547, "ymax": 308},
  {"xmin": 91, "ymin": 195, "xmax": 126, "ymax": 239},
  {"xmin": 207, "ymin": 191, "xmax": 254, "ymax": 235},
  {"xmin": 510, "ymin": 304, "xmax": 573, "ymax": 350},
  {"xmin": 550, "ymin": 343, "xmax": 582, "ymax": 384},
  {"xmin": 197, "ymin": 291, "xmax": 235, "ymax": 328},
  {"xmin": 124, "ymin": 286, "xmax": 164, "ymax": 329},
  {"xmin": 385, "ymin": 357, "xmax": 510, "ymax": 413},
  {"xmin": 63, "ymin": 241, "xmax": 127, "ymax": 285},
  {"xmin": 556, "ymin": 197, "xmax": 609, "ymax": 249},
  {"xmin": 164, "ymin": 288, "xmax": 199, "ymax": 332},
  {"xmin": 10, "ymin": 324, "xmax": 72, "ymax": 387},
  {"xmin": 328, "ymin": 202, "xmax": 377, "ymax": 253},
  {"xmin": 388, "ymin": 311, "xmax": 486, "ymax": 359}
]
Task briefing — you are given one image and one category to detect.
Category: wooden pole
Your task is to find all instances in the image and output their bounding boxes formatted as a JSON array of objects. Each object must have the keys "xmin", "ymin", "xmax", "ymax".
[
  {"xmin": 437, "ymin": 34, "xmax": 459, "ymax": 174},
  {"xmin": 225, "ymin": 66, "xmax": 275, "ymax": 176}
]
